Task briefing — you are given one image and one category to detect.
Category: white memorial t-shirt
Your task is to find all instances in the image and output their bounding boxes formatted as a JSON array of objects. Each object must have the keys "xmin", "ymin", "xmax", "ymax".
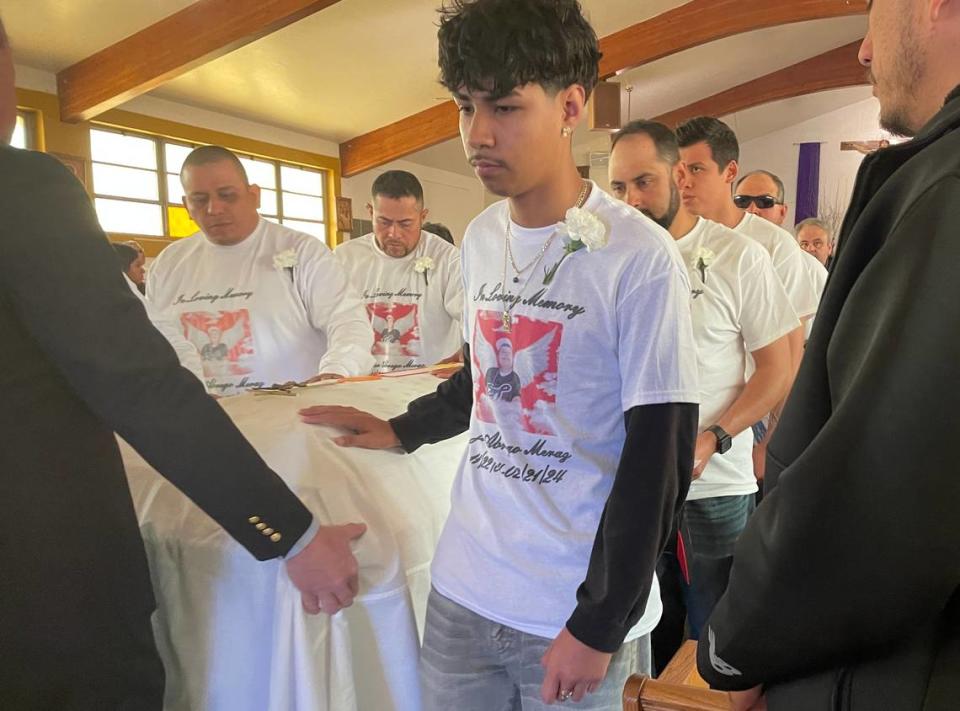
[
  {"xmin": 125, "ymin": 274, "xmax": 206, "ymax": 387},
  {"xmin": 677, "ymin": 218, "xmax": 799, "ymax": 501},
  {"xmin": 735, "ymin": 212, "xmax": 819, "ymax": 320},
  {"xmin": 431, "ymin": 184, "xmax": 700, "ymax": 641},
  {"xmin": 336, "ymin": 231, "xmax": 463, "ymax": 373},
  {"xmin": 800, "ymin": 249, "xmax": 829, "ymax": 340},
  {"xmin": 147, "ymin": 219, "xmax": 374, "ymax": 396}
]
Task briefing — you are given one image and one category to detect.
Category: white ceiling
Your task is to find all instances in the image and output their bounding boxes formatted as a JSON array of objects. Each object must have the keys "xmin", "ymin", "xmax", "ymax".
[
  {"xmin": 4, "ymin": 0, "xmax": 197, "ymax": 70},
  {"xmin": 5, "ymin": 0, "xmax": 870, "ymax": 175},
  {"xmin": 618, "ymin": 16, "xmax": 867, "ymax": 120},
  {"xmin": 4, "ymin": 0, "xmax": 690, "ymax": 142},
  {"xmin": 152, "ymin": 0, "xmax": 693, "ymax": 140},
  {"xmin": 726, "ymin": 86, "xmax": 876, "ymax": 144}
]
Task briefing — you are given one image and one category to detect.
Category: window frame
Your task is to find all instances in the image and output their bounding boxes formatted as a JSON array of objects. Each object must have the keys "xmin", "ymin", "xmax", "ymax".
[{"xmin": 13, "ymin": 109, "xmax": 37, "ymax": 150}]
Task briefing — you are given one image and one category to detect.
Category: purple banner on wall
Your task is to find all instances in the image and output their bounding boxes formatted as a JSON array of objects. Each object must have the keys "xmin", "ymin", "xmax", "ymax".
[{"xmin": 794, "ymin": 142, "xmax": 821, "ymax": 225}]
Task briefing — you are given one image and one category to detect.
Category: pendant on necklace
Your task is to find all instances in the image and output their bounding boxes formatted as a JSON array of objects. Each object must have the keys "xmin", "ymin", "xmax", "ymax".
[{"xmin": 501, "ymin": 312, "xmax": 512, "ymax": 332}]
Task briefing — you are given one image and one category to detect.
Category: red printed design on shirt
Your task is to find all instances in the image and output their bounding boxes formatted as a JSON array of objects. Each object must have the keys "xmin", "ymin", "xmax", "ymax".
[
  {"xmin": 473, "ymin": 310, "xmax": 561, "ymax": 436},
  {"xmin": 368, "ymin": 302, "xmax": 421, "ymax": 357},
  {"xmin": 180, "ymin": 310, "xmax": 255, "ymax": 377}
]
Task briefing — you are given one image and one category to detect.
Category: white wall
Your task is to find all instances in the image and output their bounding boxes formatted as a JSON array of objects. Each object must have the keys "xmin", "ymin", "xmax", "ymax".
[
  {"xmin": 737, "ymin": 98, "xmax": 898, "ymax": 231},
  {"xmin": 341, "ymin": 158, "xmax": 486, "ymax": 245}
]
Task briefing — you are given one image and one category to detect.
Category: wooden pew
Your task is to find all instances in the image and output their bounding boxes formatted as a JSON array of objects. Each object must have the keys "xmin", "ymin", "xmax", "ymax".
[{"xmin": 623, "ymin": 641, "xmax": 732, "ymax": 711}]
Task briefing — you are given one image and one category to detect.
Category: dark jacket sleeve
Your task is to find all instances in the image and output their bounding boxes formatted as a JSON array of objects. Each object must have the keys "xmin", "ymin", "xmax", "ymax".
[
  {"xmin": 0, "ymin": 150, "xmax": 311, "ymax": 560},
  {"xmin": 567, "ymin": 402, "xmax": 697, "ymax": 653},
  {"xmin": 389, "ymin": 343, "xmax": 473, "ymax": 452},
  {"xmin": 698, "ymin": 177, "xmax": 960, "ymax": 689}
]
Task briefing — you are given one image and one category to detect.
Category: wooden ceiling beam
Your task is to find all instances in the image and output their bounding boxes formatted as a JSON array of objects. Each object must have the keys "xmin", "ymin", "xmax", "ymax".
[
  {"xmin": 653, "ymin": 41, "xmax": 868, "ymax": 128},
  {"xmin": 57, "ymin": 0, "xmax": 344, "ymax": 123},
  {"xmin": 340, "ymin": 102, "xmax": 461, "ymax": 179},
  {"xmin": 339, "ymin": 0, "xmax": 867, "ymax": 176},
  {"xmin": 597, "ymin": 0, "xmax": 866, "ymax": 80}
]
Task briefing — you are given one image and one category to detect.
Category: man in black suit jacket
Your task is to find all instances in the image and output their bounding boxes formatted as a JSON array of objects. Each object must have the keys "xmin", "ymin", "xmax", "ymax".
[{"xmin": 0, "ymin": 20, "xmax": 363, "ymax": 709}]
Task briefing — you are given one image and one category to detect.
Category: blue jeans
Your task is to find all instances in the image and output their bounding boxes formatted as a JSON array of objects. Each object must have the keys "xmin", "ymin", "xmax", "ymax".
[
  {"xmin": 652, "ymin": 494, "xmax": 755, "ymax": 672},
  {"xmin": 420, "ymin": 588, "xmax": 650, "ymax": 711}
]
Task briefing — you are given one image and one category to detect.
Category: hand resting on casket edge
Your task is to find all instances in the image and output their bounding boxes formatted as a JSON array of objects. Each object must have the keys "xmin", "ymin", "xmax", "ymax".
[{"xmin": 299, "ymin": 405, "xmax": 402, "ymax": 450}]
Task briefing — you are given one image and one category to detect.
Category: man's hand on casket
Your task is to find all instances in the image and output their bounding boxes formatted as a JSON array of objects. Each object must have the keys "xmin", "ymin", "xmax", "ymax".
[
  {"xmin": 286, "ymin": 522, "xmax": 368, "ymax": 615},
  {"xmin": 299, "ymin": 406, "xmax": 402, "ymax": 449}
]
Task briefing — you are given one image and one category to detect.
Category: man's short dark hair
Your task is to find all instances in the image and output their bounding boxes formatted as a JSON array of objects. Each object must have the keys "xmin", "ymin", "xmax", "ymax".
[
  {"xmin": 423, "ymin": 222, "xmax": 455, "ymax": 245},
  {"xmin": 675, "ymin": 116, "xmax": 740, "ymax": 170},
  {"xmin": 438, "ymin": 0, "xmax": 601, "ymax": 100},
  {"xmin": 180, "ymin": 145, "xmax": 249, "ymax": 185},
  {"xmin": 112, "ymin": 243, "xmax": 139, "ymax": 272},
  {"xmin": 611, "ymin": 120, "xmax": 681, "ymax": 166},
  {"xmin": 736, "ymin": 169, "xmax": 785, "ymax": 203},
  {"xmin": 372, "ymin": 170, "xmax": 424, "ymax": 205}
]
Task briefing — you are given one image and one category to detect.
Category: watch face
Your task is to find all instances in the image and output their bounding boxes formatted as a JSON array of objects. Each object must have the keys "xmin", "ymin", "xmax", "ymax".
[{"xmin": 711, "ymin": 426, "xmax": 732, "ymax": 454}]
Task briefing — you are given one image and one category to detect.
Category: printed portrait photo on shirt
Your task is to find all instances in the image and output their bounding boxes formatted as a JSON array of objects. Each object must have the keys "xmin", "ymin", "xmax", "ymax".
[
  {"xmin": 180, "ymin": 309, "xmax": 255, "ymax": 377},
  {"xmin": 367, "ymin": 302, "xmax": 421, "ymax": 357},
  {"xmin": 473, "ymin": 310, "xmax": 561, "ymax": 436}
]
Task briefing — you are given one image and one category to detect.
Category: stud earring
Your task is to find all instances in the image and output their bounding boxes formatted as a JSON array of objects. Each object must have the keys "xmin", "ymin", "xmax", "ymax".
[{"xmin": 561, "ymin": 126, "xmax": 572, "ymax": 137}]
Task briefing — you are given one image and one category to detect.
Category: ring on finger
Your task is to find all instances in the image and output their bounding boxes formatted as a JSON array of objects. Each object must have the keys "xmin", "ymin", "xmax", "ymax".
[{"xmin": 559, "ymin": 689, "xmax": 574, "ymax": 702}]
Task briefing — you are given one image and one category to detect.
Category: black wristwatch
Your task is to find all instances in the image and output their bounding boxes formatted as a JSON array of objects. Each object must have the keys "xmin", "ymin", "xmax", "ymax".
[{"xmin": 706, "ymin": 425, "xmax": 733, "ymax": 454}]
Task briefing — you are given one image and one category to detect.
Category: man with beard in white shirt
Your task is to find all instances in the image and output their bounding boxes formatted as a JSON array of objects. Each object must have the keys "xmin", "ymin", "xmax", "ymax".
[
  {"xmin": 148, "ymin": 146, "xmax": 373, "ymax": 396},
  {"xmin": 336, "ymin": 170, "xmax": 463, "ymax": 373},
  {"xmin": 609, "ymin": 120, "xmax": 797, "ymax": 673}
]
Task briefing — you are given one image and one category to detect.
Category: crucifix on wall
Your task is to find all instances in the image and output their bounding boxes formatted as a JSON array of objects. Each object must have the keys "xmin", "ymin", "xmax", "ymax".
[{"xmin": 840, "ymin": 139, "xmax": 891, "ymax": 155}]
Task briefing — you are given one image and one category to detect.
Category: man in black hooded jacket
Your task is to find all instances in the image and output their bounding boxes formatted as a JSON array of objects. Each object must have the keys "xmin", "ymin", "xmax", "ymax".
[{"xmin": 699, "ymin": 1, "xmax": 960, "ymax": 709}]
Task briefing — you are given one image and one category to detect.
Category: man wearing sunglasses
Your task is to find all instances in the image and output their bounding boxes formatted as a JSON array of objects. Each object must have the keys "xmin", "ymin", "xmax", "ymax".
[
  {"xmin": 734, "ymin": 170, "xmax": 788, "ymax": 226},
  {"xmin": 737, "ymin": 171, "xmax": 828, "ymax": 343}
]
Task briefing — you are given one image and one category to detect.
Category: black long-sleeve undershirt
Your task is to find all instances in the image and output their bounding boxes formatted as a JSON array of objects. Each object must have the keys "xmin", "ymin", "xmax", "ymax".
[{"xmin": 390, "ymin": 344, "xmax": 697, "ymax": 652}]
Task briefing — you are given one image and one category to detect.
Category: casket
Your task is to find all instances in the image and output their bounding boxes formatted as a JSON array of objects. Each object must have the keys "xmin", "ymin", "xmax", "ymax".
[{"xmin": 121, "ymin": 375, "xmax": 466, "ymax": 711}]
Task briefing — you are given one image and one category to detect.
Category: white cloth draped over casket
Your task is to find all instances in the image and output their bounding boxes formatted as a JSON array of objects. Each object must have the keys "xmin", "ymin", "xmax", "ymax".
[{"xmin": 120, "ymin": 375, "xmax": 466, "ymax": 711}]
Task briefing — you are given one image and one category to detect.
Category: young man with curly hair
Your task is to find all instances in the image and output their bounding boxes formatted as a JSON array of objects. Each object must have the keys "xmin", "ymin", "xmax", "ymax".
[{"xmin": 302, "ymin": 2, "xmax": 699, "ymax": 707}]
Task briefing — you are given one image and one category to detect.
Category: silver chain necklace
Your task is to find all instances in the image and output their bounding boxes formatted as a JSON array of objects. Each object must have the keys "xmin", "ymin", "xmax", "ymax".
[
  {"xmin": 506, "ymin": 228, "xmax": 553, "ymax": 281},
  {"xmin": 499, "ymin": 226, "xmax": 554, "ymax": 333},
  {"xmin": 503, "ymin": 180, "xmax": 590, "ymax": 282},
  {"xmin": 499, "ymin": 180, "xmax": 590, "ymax": 332}
]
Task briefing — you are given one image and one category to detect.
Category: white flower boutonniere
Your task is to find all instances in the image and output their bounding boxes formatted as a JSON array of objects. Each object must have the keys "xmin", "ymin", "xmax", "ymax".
[
  {"xmin": 414, "ymin": 256, "xmax": 434, "ymax": 286},
  {"xmin": 543, "ymin": 207, "xmax": 609, "ymax": 285},
  {"xmin": 693, "ymin": 247, "xmax": 715, "ymax": 283},
  {"xmin": 274, "ymin": 248, "xmax": 299, "ymax": 283}
]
